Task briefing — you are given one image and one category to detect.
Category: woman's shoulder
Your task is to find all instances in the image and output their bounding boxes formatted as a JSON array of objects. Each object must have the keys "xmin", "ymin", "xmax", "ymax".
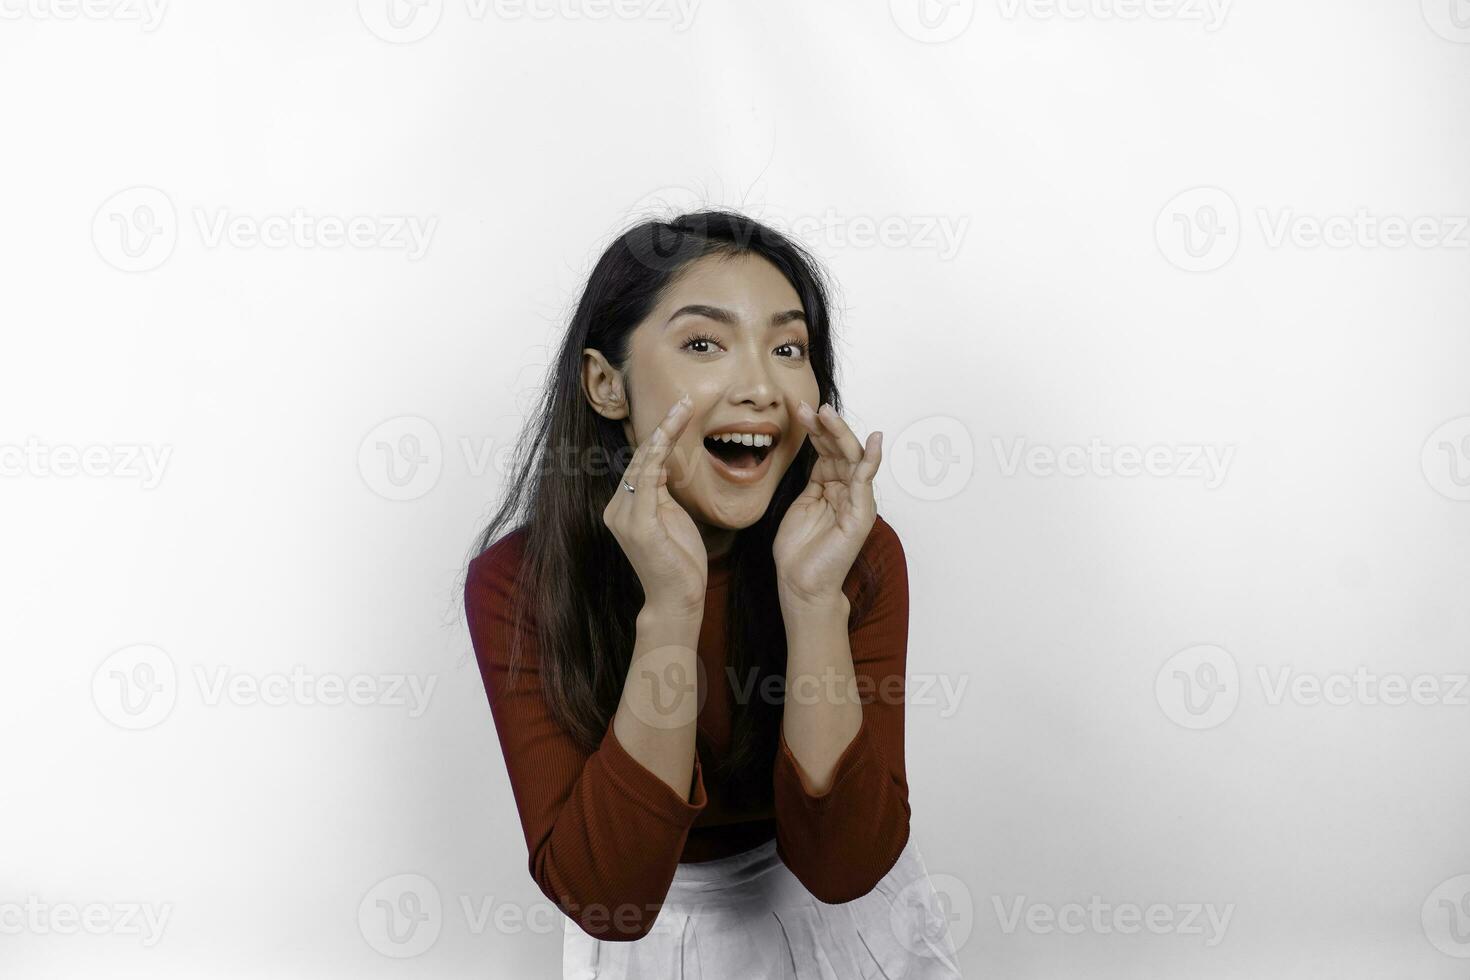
[
  {"xmin": 466, "ymin": 525, "xmax": 532, "ymax": 599},
  {"xmin": 464, "ymin": 527, "xmax": 539, "ymax": 673}
]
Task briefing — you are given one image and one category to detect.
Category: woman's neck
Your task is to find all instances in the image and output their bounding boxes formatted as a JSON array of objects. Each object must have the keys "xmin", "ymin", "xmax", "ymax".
[{"xmin": 699, "ymin": 524, "xmax": 736, "ymax": 562}]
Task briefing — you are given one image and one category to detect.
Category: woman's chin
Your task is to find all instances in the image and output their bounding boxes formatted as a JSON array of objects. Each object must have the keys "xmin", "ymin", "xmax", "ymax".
[
  {"xmin": 681, "ymin": 489, "xmax": 772, "ymax": 532},
  {"xmin": 670, "ymin": 452, "xmax": 793, "ymax": 529}
]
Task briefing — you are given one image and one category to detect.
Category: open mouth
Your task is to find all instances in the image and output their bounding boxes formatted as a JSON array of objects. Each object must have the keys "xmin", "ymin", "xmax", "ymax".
[
  {"xmin": 702, "ymin": 432, "xmax": 778, "ymax": 481},
  {"xmin": 703, "ymin": 436, "xmax": 771, "ymax": 470}
]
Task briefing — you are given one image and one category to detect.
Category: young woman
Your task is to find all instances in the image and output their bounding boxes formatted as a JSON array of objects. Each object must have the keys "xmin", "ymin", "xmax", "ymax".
[{"xmin": 463, "ymin": 210, "xmax": 964, "ymax": 978}]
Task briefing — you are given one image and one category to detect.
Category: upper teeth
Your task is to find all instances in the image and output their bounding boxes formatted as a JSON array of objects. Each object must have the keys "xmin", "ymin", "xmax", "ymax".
[{"xmin": 709, "ymin": 432, "xmax": 774, "ymax": 448}]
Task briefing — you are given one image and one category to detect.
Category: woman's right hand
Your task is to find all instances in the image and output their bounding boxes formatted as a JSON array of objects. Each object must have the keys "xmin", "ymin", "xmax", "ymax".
[{"xmin": 602, "ymin": 392, "xmax": 708, "ymax": 617}]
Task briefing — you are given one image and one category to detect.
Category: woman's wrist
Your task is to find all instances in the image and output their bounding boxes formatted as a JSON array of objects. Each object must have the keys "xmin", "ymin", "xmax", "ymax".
[
  {"xmin": 638, "ymin": 600, "xmax": 705, "ymax": 628},
  {"xmin": 777, "ymin": 584, "xmax": 850, "ymax": 620}
]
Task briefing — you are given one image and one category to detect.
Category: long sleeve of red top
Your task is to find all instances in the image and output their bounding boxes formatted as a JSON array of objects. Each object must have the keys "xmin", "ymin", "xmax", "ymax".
[
  {"xmin": 463, "ymin": 515, "xmax": 912, "ymax": 941},
  {"xmin": 770, "ymin": 516, "xmax": 912, "ymax": 905}
]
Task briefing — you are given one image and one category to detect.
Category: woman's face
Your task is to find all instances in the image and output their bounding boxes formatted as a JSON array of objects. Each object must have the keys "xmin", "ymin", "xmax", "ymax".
[{"xmin": 584, "ymin": 252, "xmax": 820, "ymax": 536}]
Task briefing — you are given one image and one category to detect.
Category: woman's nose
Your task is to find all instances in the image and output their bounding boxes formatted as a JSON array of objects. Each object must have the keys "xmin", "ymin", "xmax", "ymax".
[{"xmin": 725, "ymin": 347, "xmax": 780, "ymax": 406}]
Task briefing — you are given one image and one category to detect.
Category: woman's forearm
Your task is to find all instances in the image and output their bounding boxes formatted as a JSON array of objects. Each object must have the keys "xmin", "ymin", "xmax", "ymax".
[
  {"xmin": 611, "ymin": 604, "xmax": 705, "ymax": 801},
  {"xmin": 778, "ymin": 591, "xmax": 858, "ymax": 796}
]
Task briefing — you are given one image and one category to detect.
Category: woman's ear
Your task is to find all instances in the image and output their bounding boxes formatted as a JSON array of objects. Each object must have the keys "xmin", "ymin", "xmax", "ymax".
[{"xmin": 581, "ymin": 348, "xmax": 629, "ymax": 420}]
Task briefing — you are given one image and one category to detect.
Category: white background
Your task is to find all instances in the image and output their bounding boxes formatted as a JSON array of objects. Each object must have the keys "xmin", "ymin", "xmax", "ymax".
[{"xmin": 3, "ymin": 0, "xmax": 1469, "ymax": 976}]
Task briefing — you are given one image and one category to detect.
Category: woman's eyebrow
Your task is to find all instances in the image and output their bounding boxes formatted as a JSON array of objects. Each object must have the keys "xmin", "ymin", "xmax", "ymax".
[{"xmin": 664, "ymin": 305, "xmax": 807, "ymax": 330}]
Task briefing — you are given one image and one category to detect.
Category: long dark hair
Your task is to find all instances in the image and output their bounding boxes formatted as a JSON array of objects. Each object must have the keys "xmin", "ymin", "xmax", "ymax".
[{"xmin": 465, "ymin": 209, "xmax": 879, "ymax": 813}]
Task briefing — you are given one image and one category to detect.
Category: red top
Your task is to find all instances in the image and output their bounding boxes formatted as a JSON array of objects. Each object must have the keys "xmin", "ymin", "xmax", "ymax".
[{"xmin": 463, "ymin": 515, "xmax": 912, "ymax": 941}]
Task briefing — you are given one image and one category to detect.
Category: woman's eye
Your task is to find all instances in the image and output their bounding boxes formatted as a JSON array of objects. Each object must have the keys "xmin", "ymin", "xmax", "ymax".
[
  {"xmin": 681, "ymin": 333, "xmax": 722, "ymax": 354},
  {"xmin": 776, "ymin": 341, "xmax": 809, "ymax": 360}
]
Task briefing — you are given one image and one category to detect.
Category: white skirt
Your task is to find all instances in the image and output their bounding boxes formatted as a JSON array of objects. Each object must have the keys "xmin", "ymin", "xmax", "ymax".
[{"xmin": 561, "ymin": 832, "xmax": 965, "ymax": 979}]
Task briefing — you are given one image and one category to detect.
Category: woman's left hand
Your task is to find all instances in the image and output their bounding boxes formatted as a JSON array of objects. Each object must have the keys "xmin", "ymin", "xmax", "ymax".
[{"xmin": 772, "ymin": 400, "xmax": 884, "ymax": 607}]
